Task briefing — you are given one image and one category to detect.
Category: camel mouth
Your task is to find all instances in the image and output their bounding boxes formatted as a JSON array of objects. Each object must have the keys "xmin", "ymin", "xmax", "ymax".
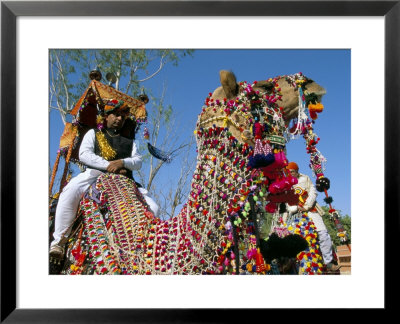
[{"xmin": 313, "ymin": 89, "xmax": 327, "ymax": 99}]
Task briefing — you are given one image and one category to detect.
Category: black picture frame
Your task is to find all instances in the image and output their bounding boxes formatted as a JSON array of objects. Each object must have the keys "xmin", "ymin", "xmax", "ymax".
[{"xmin": 1, "ymin": 0, "xmax": 398, "ymax": 322}]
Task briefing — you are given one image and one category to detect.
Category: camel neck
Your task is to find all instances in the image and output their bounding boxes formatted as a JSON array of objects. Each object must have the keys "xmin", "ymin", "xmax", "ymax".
[{"xmin": 173, "ymin": 125, "xmax": 252, "ymax": 273}]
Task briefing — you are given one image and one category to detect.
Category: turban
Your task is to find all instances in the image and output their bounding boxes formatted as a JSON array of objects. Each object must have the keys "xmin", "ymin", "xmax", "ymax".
[
  {"xmin": 104, "ymin": 99, "xmax": 129, "ymax": 115},
  {"xmin": 286, "ymin": 162, "xmax": 299, "ymax": 171}
]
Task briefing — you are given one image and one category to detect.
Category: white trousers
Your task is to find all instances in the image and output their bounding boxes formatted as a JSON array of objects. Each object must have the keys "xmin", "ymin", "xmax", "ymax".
[
  {"xmin": 307, "ymin": 211, "xmax": 333, "ymax": 264},
  {"xmin": 51, "ymin": 169, "xmax": 160, "ymax": 246}
]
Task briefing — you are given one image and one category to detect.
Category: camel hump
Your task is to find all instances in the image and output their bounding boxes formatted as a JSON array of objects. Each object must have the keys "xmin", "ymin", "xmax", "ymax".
[{"xmin": 219, "ymin": 70, "xmax": 238, "ymax": 99}]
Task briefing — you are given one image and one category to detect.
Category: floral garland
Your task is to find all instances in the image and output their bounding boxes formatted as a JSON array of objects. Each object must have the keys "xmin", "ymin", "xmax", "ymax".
[
  {"xmin": 62, "ymin": 174, "xmax": 155, "ymax": 275},
  {"xmin": 95, "ymin": 131, "xmax": 117, "ymax": 161},
  {"xmin": 200, "ymin": 77, "xmax": 287, "ymax": 140},
  {"xmin": 285, "ymin": 215, "xmax": 325, "ymax": 274},
  {"xmin": 63, "ymin": 196, "xmax": 121, "ymax": 275},
  {"xmin": 296, "ymin": 82, "xmax": 349, "ymax": 243}
]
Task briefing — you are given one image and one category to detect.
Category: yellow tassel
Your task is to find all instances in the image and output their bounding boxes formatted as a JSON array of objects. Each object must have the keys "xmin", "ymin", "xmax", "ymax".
[{"xmin": 96, "ymin": 115, "xmax": 104, "ymax": 125}]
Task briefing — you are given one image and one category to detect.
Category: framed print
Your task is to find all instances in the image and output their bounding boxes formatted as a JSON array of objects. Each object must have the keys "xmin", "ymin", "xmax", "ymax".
[{"xmin": 1, "ymin": 0, "xmax": 398, "ymax": 322}]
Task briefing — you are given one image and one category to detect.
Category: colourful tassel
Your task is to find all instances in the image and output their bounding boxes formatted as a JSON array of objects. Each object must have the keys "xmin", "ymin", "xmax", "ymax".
[
  {"xmin": 147, "ymin": 143, "xmax": 173, "ymax": 163},
  {"xmin": 143, "ymin": 127, "xmax": 150, "ymax": 140}
]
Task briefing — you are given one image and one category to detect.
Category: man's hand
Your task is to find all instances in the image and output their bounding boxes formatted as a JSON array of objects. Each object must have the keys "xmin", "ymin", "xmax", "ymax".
[
  {"xmin": 118, "ymin": 168, "xmax": 128, "ymax": 176},
  {"xmin": 107, "ymin": 160, "xmax": 124, "ymax": 173}
]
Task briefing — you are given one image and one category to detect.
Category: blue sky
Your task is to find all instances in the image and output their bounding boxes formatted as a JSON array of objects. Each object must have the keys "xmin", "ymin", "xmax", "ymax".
[{"xmin": 50, "ymin": 49, "xmax": 351, "ymax": 217}]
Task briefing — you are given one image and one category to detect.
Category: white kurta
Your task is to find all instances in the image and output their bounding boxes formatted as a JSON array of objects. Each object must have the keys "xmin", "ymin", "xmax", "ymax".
[
  {"xmin": 51, "ymin": 129, "xmax": 160, "ymax": 246},
  {"xmin": 288, "ymin": 173, "xmax": 333, "ymax": 264}
]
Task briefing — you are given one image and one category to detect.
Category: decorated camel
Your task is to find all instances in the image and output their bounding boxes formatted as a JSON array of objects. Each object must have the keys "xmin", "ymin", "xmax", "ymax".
[{"xmin": 49, "ymin": 70, "xmax": 347, "ymax": 275}]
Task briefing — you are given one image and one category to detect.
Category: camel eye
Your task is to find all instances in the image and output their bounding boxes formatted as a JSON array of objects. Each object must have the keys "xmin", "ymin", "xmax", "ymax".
[
  {"xmin": 258, "ymin": 82, "xmax": 274, "ymax": 91},
  {"xmin": 303, "ymin": 78, "xmax": 314, "ymax": 88}
]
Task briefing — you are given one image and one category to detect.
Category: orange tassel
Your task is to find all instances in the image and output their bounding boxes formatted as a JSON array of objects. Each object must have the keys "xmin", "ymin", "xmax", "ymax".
[{"xmin": 59, "ymin": 127, "xmax": 77, "ymax": 193}]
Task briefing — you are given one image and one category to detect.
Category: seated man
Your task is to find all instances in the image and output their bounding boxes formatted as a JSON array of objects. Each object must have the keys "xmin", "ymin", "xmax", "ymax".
[
  {"xmin": 286, "ymin": 162, "xmax": 341, "ymax": 272},
  {"xmin": 50, "ymin": 99, "xmax": 159, "ymax": 258}
]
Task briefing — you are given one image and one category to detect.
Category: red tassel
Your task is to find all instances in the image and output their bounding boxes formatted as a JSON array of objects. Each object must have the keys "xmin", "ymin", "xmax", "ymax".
[{"xmin": 256, "ymin": 248, "xmax": 267, "ymax": 273}]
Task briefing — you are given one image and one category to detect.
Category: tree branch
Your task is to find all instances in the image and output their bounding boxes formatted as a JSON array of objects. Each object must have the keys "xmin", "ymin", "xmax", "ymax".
[
  {"xmin": 137, "ymin": 53, "xmax": 166, "ymax": 82},
  {"xmin": 53, "ymin": 51, "xmax": 70, "ymax": 119}
]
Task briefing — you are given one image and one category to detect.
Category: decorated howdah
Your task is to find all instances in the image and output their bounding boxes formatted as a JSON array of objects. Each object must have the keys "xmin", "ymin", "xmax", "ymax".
[{"xmin": 49, "ymin": 70, "xmax": 348, "ymax": 275}]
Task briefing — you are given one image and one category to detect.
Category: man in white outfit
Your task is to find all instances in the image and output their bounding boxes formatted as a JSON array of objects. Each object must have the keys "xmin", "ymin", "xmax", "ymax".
[
  {"xmin": 50, "ymin": 99, "xmax": 159, "ymax": 258},
  {"xmin": 286, "ymin": 162, "xmax": 341, "ymax": 272}
]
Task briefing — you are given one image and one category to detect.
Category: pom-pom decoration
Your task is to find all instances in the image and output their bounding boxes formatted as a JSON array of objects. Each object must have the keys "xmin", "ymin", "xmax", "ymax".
[
  {"xmin": 265, "ymin": 202, "xmax": 277, "ymax": 213},
  {"xmin": 323, "ymin": 196, "xmax": 333, "ymax": 204},
  {"xmin": 268, "ymin": 176, "xmax": 298, "ymax": 194},
  {"xmin": 316, "ymin": 177, "xmax": 330, "ymax": 192},
  {"xmin": 248, "ymin": 139, "xmax": 275, "ymax": 169},
  {"xmin": 268, "ymin": 190, "xmax": 299, "ymax": 205},
  {"xmin": 253, "ymin": 122, "xmax": 264, "ymax": 140},
  {"xmin": 308, "ymin": 102, "xmax": 324, "ymax": 120},
  {"xmin": 248, "ymin": 153, "xmax": 275, "ymax": 169},
  {"xmin": 261, "ymin": 151, "xmax": 288, "ymax": 173}
]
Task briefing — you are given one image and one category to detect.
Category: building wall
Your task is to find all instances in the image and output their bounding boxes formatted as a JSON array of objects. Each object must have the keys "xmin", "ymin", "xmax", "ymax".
[{"xmin": 336, "ymin": 244, "xmax": 351, "ymax": 274}]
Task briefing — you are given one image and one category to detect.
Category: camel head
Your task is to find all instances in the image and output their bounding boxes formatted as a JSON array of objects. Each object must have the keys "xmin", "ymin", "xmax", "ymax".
[{"xmin": 197, "ymin": 70, "xmax": 326, "ymax": 150}]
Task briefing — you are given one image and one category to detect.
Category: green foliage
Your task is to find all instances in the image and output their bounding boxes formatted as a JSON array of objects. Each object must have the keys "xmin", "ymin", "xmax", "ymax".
[
  {"xmin": 321, "ymin": 206, "xmax": 351, "ymax": 247},
  {"xmin": 164, "ymin": 104, "xmax": 173, "ymax": 123},
  {"xmin": 49, "ymin": 49, "xmax": 194, "ymax": 119}
]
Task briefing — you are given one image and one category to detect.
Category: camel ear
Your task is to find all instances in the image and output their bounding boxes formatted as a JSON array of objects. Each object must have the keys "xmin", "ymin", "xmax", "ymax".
[{"xmin": 220, "ymin": 70, "xmax": 238, "ymax": 99}]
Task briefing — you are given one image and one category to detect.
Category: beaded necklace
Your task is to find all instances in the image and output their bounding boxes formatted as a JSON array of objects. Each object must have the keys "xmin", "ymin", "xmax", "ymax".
[{"xmin": 105, "ymin": 129, "xmax": 120, "ymax": 138}]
